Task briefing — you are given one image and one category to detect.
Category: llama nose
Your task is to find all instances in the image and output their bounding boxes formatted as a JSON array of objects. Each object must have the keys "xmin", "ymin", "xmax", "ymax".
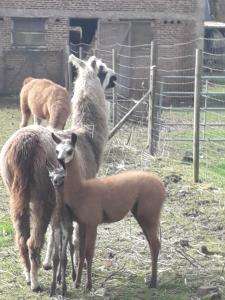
[{"xmin": 58, "ymin": 159, "xmax": 65, "ymax": 169}]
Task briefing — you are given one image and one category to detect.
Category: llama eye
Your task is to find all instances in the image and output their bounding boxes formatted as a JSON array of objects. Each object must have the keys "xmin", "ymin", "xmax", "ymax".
[
  {"xmin": 67, "ymin": 150, "xmax": 73, "ymax": 155},
  {"xmin": 56, "ymin": 149, "xmax": 59, "ymax": 154}
]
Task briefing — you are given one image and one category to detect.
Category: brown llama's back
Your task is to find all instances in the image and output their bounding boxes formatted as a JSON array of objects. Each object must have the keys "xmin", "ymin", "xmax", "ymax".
[
  {"xmin": 20, "ymin": 78, "xmax": 71, "ymax": 129},
  {"xmin": 85, "ymin": 171, "xmax": 165, "ymax": 224},
  {"xmin": 1, "ymin": 127, "xmax": 57, "ymax": 205}
]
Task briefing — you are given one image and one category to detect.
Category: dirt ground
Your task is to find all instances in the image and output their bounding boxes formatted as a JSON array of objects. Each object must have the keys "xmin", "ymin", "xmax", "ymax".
[{"xmin": 0, "ymin": 105, "xmax": 225, "ymax": 299}]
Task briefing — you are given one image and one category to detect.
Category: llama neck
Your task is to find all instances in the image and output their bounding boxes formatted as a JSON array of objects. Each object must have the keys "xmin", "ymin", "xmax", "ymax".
[
  {"xmin": 64, "ymin": 155, "xmax": 84, "ymax": 202},
  {"xmin": 55, "ymin": 186, "xmax": 64, "ymax": 204},
  {"xmin": 71, "ymin": 79, "xmax": 108, "ymax": 169},
  {"xmin": 53, "ymin": 186, "xmax": 64, "ymax": 226},
  {"xmin": 71, "ymin": 91, "xmax": 107, "ymax": 137}
]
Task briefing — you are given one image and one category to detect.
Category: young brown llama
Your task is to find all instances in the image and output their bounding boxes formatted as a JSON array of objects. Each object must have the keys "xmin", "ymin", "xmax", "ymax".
[
  {"xmin": 47, "ymin": 162, "xmax": 73, "ymax": 297},
  {"xmin": 0, "ymin": 55, "xmax": 116, "ymax": 292},
  {"xmin": 52, "ymin": 132, "xmax": 166, "ymax": 291},
  {"xmin": 20, "ymin": 77, "xmax": 71, "ymax": 129}
]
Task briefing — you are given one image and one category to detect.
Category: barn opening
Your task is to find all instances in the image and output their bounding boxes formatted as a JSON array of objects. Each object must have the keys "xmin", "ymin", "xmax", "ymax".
[
  {"xmin": 69, "ymin": 18, "xmax": 98, "ymax": 81},
  {"xmin": 69, "ymin": 18, "xmax": 98, "ymax": 56}
]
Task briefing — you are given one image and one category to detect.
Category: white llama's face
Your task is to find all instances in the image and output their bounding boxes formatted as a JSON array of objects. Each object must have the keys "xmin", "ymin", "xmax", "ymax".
[
  {"xmin": 69, "ymin": 54, "xmax": 117, "ymax": 91},
  {"xmin": 49, "ymin": 167, "xmax": 66, "ymax": 187},
  {"xmin": 55, "ymin": 141, "xmax": 74, "ymax": 164},
  {"xmin": 96, "ymin": 59, "xmax": 117, "ymax": 90},
  {"xmin": 52, "ymin": 132, "xmax": 77, "ymax": 165},
  {"xmin": 87, "ymin": 56, "xmax": 117, "ymax": 90}
]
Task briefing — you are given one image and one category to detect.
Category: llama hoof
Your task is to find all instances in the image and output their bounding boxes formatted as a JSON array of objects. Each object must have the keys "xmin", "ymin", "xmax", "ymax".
[
  {"xmin": 148, "ymin": 281, "xmax": 157, "ymax": 288},
  {"xmin": 50, "ymin": 290, "xmax": 55, "ymax": 297},
  {"xmin": 62, "ymin": 283, "xmax": 67, "ymax": 296},
  {"xmin": 72, "ymin": 270, "xmax": 76, "ymax": 282},
  {"xmin": 50, "ymin": 284, "xmax": 56, "ymax": 297},
  {"xmin": 26, "ymin": 281, "xmax": 31, "ymax": 286},
  {"xmin": 75, "ymin": 281, "xmax": 80, "ymax": 289},
  {"xmin": 43, "ymin": 264, "xmax": 52, "ymax": 271},
  {"xmin": 85, "ymin": 282, "xmax": 92, "ymax": 291},
  {"xmin": 32, "ymin": 285, "xmax": 43, "ymax": 293}
]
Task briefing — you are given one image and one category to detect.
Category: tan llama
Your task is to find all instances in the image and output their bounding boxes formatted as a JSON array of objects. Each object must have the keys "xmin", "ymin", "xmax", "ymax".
[
  {"xmin": 52, "ymin": 132, "xmax": 166, "ymax": 291},
  {"xmin": 20, "ymin": 77, "xmax": 71, "ymax": 129}
]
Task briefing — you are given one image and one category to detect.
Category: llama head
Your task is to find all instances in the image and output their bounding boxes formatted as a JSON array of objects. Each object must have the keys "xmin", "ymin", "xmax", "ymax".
[
  {"xmin": 52, "ymin": 132, "xmax": 77, "ymax": 164},
  {"xmin": 69, "ymin": 54, "xmax": 117, "ymax": 90},
  {"xmin": 95, "ymin": 59, "xmax": 117, "ymax": 90},
  {"xmin": 46, "ymin": 161, "xmax": 66, "ymax": 187},
  {"xmin": 87, "ymin": 56, "xmax": 117, "ymax": 90}
]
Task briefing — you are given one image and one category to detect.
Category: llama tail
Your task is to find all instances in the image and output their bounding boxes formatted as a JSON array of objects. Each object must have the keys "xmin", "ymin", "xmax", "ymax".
[{"xmin": 5, "ymin": 132, "xmax": 41, "ymax": 217}]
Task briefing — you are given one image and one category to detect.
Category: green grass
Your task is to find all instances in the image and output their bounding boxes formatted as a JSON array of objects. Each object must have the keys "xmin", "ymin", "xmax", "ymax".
[
  {"xmin": 0, "ymin": 215, "xmax": 13, "ymax": 248},
  {"xmin": 210, "ymin": 162, "xmax": 225, "ymax": 177}
]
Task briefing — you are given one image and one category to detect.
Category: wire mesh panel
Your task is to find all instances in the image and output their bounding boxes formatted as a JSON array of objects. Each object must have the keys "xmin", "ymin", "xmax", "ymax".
[{"xmin": 68, "ymin": 36, "xmax": 225, "ymax": 182}]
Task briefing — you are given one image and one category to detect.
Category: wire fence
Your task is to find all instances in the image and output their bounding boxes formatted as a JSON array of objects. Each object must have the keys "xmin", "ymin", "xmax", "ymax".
[{"xmin": 69, "ymin": 36, "xmax": 225, "ymax": 183}]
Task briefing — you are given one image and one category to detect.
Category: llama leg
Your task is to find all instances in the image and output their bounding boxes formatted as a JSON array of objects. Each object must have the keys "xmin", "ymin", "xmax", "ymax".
[
  {"xmin": 33, "ymin": 115, "xmax": 42, "ymax": 125},
  {"xmin": 27, "ymin": 203, "xmax": 51, "ymax": 291},
  {"xmin": 60, "ymin": 224, "xmax": 69, "ymax": 296},
  {"xmin": 20, "ymin": 108, "xmax": 31, "ymax": 128},
  {"xmin": 69, "ymin": 227, "xmax": 76, "ymax": 282},
  {"xmin": 75, "ymin": 224, "xmax": 86, "ymax": 288},
  {"xmin": 50, "ymin": 228, "xmax": 60, "ymax": 297},
  {"xmin": 138, "ymin": 221, "xmax": 160, "ymax": 288},
  {"xmin": 57, "ymin": 263, "xmax": 61, "ymax": 284},
  {"xmin": 146, "ymin": 227, "xmax": 160, "ymax": 288},
  {"xmin": 85, "ymin": 226, "xmax": 97, "ymax": 291},
  {"xmin": 10, "ymin": 204, "xmax": 31, "ymax": 284},
  {"xmin": 43, "ymin": 225, "xmax": 54, "ymax": 270},
  {"xmin": 73, "ymin": 223, "xmax": 79, "ymax": 268},
  {"xmin": 132, "ymin": 205, "xmax": 160, "ymax": 289}
]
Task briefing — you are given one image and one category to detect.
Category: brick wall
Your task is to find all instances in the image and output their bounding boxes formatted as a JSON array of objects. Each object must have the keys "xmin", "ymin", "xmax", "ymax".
[
  {"xmin": 0, "ymin": 0, "xmax": 204, "ymax": 96},
  {"xmin": 214, "ymin": 0, "xmax": 225, "ymax": 22},
  {"xmin": 46, "ymin": 18, "xmax": 68, "ymax": 50},
  {"xmin": 0, "ymin": 0, "xmax": 200, "ymax": 13}
]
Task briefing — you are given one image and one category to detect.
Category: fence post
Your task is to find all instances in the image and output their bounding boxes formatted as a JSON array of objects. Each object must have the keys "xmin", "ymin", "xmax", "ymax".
[
  {"xmin": 108, "ymin": 90, "xmax": 150, "ymax": 140},
  {"xmin": 112, "ymin": 48, "xmax": 117, "ymax": 126},
  {"xmin": 148, "ymin": 41, "xmax": 157, "ymax": 155},
  {"xmin": 64, "ymin": 44, "xmax": 72, "ymax": 93},
  {"xmin": 79, "ymin": 46, "xmax": 83, "ymax": 59},
  {"xmin": 64, "ymin": 46, "xmax": 68, "ymax": 90},
  {"xmin": 203, "ymin": 79, "xmax": 208, "ymax": 140},
  {"xmin": 193, "ymin": 48, "xmax": 202, "ymax": 183},
  {"xmin": 93, "ymin": 38, "xmax": 98, "ymax": 56}
]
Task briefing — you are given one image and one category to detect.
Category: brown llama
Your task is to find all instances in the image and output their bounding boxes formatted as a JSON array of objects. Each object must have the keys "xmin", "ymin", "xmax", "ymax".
[
  {"xmin": 0, "ymin": 55, "xmax": 116, "ymax": 292},
  {"xmin": 52, "ymin": 132, "xmax": 166, "ymax": 291},
  {"xmin": 20, "ymin": 77, "xmax": 71, "ymax": 129}
]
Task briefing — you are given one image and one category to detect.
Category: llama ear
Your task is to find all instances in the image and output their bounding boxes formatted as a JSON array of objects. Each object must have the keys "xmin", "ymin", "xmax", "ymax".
[
  {"xmin": 91, "ymin": 59, "xmax": 96, "ymax": 70},
  {"xmin": 71, "ymin": 133, "xmax": 77, "ymax": 147},
  {"xmin": 68, "ymin": 54, "xmax": 85, "ymax": 69},
  {"xmin": 52, "ymin": 132, "xmax": 62, "ymax": 144},
  {"xmin": 87, "ymin": 56, "xmax": 97, "ymax": 70},
  {"xmin": 46, "ymin": 160, "xmax": 54, "ymax": 173},
  {"xmin": 58, "ymin": 159, "xmax": 66, "ymax": 170}
]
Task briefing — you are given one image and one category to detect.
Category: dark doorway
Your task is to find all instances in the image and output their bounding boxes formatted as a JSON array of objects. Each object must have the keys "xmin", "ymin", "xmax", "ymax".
[
  {"xmin": 69, "ymin": 18, "xmax": 98, "ymax": 49},
  {"xmin": 69, "ymin": 19, "xmax": 98, "ymax": 80}
]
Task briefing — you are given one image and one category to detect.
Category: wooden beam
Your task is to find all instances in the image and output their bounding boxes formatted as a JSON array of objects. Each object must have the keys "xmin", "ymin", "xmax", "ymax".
[{"xmin": 108, "ymin": 90, "xmax": 150, "ymax": 140}]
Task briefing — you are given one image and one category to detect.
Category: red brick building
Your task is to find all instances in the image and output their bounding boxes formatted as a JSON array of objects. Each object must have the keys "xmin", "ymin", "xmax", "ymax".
[{"xmin": 0, "ymin": 0, "xmax": 205, "ymax": 96}]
